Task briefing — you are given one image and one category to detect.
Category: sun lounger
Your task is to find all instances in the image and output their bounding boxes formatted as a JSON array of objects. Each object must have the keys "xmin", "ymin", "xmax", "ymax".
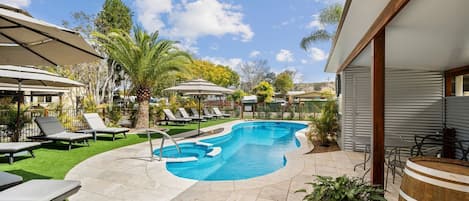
[
  {"xmin": 203, "ymin": 108, "xmax": 221, "ymax": 118},
  {"xmin": 213, "ymin": 107, "xmax": 231, "ymax": 118},
  {"xmin": 0, "ymin": 142, "xmax": 41, "ymax": 164},
  {"xmin": 30, "ymin": 117, "xmax": 92, "ymax": 151},
  {"xmin": 0, "ymin": 172, "xmax": 22, "ymax": 191},
  {"xmin": 191, "ymin": 108, "xmax": 213, "ymax": 119},
  {"xmin": 0, "ymin": 179, "xmax": 81, "ymax": 201},
  {"xmin": 177, "ymin": 108, "xmax": 204, "ymax": 121},
  {"xmin": 83, "ymin": 113, "xmax": 129, "ymax": 141},
  {"xmin": 163, "ymin": 109, "xmax": 191, "ymax": 125}
]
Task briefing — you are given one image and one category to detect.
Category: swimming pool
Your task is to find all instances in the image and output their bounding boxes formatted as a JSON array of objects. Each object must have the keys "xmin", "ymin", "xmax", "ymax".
[{"xmin": 155, "ymin": 121, "xmax": 307, "ymax": 181}]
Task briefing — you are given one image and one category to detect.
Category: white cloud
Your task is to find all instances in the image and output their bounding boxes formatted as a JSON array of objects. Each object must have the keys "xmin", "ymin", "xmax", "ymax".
[
  {"xmin": 135, "ymin": 0, "xmax": 253, "ymax": 55},
  {"xmin": 174, "ymin": 39, "xmax": 199, "ymax": 55},
  {"xmin": 135, "ymin": 0, "xmax": 172, "ymax": 31},
  {"xmin": 276, "ymin": 49, "xmax": 294, "ymax": 62},
  {"xmin": 301, "ymin": 59, "xmax": 308, "ymax": 64},
  {"xmin": 167, "ymin": 0, "xmax": 253, "ymax": 42},
  {"xmin": 307, "ymin": 14, "xmax": 325, "ymax": 30},
  {"xmin": 203, "ymin": 56, "xmax": 243, "ymax": 70},
  {"xmin": 309, "ymin": 47, "xmax": 328, "ymax": 61},
  {"xmin": 2, "ymin": 0, "xmax": 30, "ymax": 8},
  {"xmin": 249, "ymin": 50, "xmax": 260, "ymax": 58}
]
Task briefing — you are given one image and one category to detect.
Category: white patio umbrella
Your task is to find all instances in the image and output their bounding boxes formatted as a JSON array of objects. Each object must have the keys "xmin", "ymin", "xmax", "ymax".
[
  {"xmin": 0, "ymin": 65, "xmax": 84, "ymax": 141},
  {"xmin": 164, "ymin": 79, "xmax": 233, "ymax": 135},
  {"xmin": 0, "ymin": 4, "xmax": 102, "ymax": 66}
]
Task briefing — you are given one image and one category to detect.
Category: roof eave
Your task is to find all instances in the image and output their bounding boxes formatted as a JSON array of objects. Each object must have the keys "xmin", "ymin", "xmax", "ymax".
[{"xmin": 324, "ymin": 0, "xmax": 352, "ymax": 73}]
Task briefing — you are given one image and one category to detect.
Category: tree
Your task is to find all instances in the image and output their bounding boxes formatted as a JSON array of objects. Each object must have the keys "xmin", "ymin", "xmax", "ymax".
[
  {"xmin": 95, "ymin": 0, "xmax": 133, "ymax": 104},
  {"xmin": 94, "ymin": 27, "xmax": 192, "ymax": 128},
  {"xmin": 178, "ymin": 59, "xmax": 240, "ymax": 88},
  {"xmin": 240, "ymin": 59, "xmax": 270, "ymax": 92},
  {"xmin": 264, "ymin": 72, "xmax": 277, "ymax": 84},
  {"xmin": 301, "ymin": 3, "xmax": 343, "ymax": 50},
  {"xmin": 95, "ymin": 0, "xmax": 132, "ymax": 35},
  {"xmin": 274, "ymin": 71, "xmax": 294, "ymax": 95},
  {"xmin": 60, "ymin": 12, "xmax": 115, "ymax": 106},
  {"xmin": 254, "ymin": 81, "xmax": 274, "ymax": 104},
  {"xmin": 230, "ymin": 89, "xmax": 247, "ymax": 105}
]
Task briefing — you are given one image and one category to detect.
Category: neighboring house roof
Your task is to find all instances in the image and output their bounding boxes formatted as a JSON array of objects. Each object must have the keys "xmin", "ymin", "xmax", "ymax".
[{"xmin": 242, "ymin": 95, "xmax": 257, "ymax": 104}]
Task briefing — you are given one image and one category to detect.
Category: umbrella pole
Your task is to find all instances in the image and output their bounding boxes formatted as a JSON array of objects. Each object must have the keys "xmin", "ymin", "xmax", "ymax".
[
  {"xmin": 198, "ymin": 95, "xmax": 201, "ymax": 136},
  {"xmin": 15, "ymin": 80, "xmax": 22, "ymax": 142}
]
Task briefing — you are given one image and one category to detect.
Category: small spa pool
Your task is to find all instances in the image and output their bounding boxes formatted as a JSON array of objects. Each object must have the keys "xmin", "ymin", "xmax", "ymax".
[{"xmin": 155, "ymin": 121, "xmax": 307, "ymax": 181}]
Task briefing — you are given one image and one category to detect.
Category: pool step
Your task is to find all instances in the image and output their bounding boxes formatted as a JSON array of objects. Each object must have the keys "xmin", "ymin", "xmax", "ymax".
[
  {"xmin": 195, "ymin": 141, "xmax": 213, "ymax": 147},
  {"xmin": 206, "ymin": 147, "xmax": 222, "ymax": 157},
  {"xmin": 166, "ymin": 157, "xmax": 198, "ymax": 163}
]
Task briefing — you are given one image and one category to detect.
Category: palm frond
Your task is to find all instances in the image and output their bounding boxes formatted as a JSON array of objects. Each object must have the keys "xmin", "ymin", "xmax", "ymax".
[
  {"xmin": 300, "ymin": 30, "xmax": 332, "ymax": 50},
  {"xmin": 93, "ymin": 27, "xmax": 192, "ymax": 90}
]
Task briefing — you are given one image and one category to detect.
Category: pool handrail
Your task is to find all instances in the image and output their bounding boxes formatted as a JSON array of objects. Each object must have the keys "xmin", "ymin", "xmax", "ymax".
[{"xmin": 141, "ymin": 129, "xmax": 181, "ymax": 161}]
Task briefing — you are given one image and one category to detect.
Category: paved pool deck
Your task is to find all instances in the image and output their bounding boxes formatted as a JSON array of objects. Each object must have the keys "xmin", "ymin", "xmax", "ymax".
[{"xmin": 66, "ymin": 120, "xmax": 400, "ymax": 201}]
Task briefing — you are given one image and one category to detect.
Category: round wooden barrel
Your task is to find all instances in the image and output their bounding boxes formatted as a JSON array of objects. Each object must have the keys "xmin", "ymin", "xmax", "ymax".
[{"xmin": 399, "ymin": 157, "xmax": 469, "ymax": 201}]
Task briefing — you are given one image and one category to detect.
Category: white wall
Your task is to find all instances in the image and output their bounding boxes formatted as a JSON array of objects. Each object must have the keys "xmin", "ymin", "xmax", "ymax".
[{"xmin": 340, "ymin": 66, "xmax": 444, "ymax": 152}]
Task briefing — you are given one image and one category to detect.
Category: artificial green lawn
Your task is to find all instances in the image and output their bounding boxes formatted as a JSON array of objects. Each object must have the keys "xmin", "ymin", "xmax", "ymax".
[{"xmin": 0, "ymin": 118, "xmax": 236, "ymax": 181}]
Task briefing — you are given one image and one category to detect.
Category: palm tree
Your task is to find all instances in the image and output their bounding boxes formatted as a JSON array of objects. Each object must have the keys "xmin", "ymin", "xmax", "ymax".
[
  {"xmin": 94, "ymin": 27, "xmax": 192, "ymax": 128},
  {"xmin": 301, "ymin": 3, "xmax": 343, "ymax": 50}
]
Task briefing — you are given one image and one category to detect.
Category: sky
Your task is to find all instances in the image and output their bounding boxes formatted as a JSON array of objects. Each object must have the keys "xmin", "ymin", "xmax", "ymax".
[{"xmin": 1, "ymin": 0, "xmax": 344, "ymax": 83}]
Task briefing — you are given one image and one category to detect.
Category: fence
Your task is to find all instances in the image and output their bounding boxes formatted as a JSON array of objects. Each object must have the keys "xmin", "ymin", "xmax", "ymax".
[
  {"xmin": 0, "ymin": 101, "xmax": 325, "ymax": 142},
  {"xmin": 240, "ymin": 101, "xmax": 326, "ymax": 120},
  {"xmin": 0, "ymin": 108, "xmax": 92, "ymax": 142}
]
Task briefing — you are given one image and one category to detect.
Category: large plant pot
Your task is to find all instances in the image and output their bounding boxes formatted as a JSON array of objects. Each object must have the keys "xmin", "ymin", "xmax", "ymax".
[{"xmin": 399, "ymin": 157, "xmax": 469, "ymax": 201}]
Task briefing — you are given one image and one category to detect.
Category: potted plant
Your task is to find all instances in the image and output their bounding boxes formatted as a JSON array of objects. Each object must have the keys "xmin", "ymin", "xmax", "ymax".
[{"xmin": 296, "ymin": 175, "xmax": 386, "ymax": 201}]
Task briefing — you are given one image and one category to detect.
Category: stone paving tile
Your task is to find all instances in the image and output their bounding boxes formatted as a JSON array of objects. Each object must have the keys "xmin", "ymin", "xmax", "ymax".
[{"xmin": 66, "ymin": 120, "xmax": 401, "ymax": 201}]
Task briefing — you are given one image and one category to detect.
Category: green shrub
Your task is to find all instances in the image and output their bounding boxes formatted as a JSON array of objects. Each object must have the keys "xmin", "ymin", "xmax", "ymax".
[
  {"xmin": 0, "ymin": 105, "xmax": 31, "ymax": 141},
  {"xmin": 106, "ymin": 105, "xmax": 122, "ymax": 127},
  {"xmin": 296, "ymin": 175, "xmax": 386, "ymax": 201},
  {"xmin": 83, "ymin": 95, "xmax": 97, "ymax": 113},
  {"xmin": 311, "ymin": 99, "xmax": 338, "ymax": 146}
]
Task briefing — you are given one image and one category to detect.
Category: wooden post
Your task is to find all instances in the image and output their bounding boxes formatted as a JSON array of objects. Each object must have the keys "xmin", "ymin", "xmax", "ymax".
[
  {"xmin": 371, "ymin": 28, "xmax": 385, "ymax": 186},
  {"xmin": 241, "ymin": 103, "xmax": 244, "ymax": 119},
  {"xmin": 44, "ymin": 108, "xmax": 48, "ymax": 117},
  {"xmin": 445, "ymin": 74, "xmax": 452, "ymax": 97}
]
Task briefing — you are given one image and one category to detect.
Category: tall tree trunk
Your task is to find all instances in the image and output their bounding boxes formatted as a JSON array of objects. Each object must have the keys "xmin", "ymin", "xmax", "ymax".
[
  {"xmin": 135, "ymin": 99, "xmax": 149, "ymax": 129},
  {"xmin": 135, "ymin": 86, "xmax": 151, "ymax": 128}
]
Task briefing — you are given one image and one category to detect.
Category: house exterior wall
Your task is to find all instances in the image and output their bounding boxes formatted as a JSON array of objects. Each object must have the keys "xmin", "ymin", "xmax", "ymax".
[
  {"xmin": 445, "ymin": 96, "xmax": 469, "ymax": 159},
  {"xmin": 339, "ymin": 66, "xmax": 444, "ymax": 152}
]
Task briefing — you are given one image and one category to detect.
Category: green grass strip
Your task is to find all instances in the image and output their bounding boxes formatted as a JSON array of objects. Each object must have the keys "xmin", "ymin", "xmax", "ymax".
[{"xmin": 0, "ymin": 118, "xmax": 236, "ymax": 181}]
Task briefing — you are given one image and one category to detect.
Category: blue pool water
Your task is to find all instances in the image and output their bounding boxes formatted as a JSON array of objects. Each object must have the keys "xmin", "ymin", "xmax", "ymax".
[{"xmin": 155, "ymin": 122, "xmax": 307, "ymax": 181}]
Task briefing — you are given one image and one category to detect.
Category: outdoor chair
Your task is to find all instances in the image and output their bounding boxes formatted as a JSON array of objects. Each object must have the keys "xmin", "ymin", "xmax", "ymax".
[
  {"xmin": 0, "ymin": 142, "xmax": 41, "ymax": 164},
  {"xmin": 162, "ymin": 109, "xmax": 191, "ymax": 125},
  {"xmin": 31, "ymin": 117, "xmax": 92, "ymax": 151},
  {"xmin": 83, "ymin": 113, "xmax": 129, "ymax": 141},
  {"xmin": 0, "ymin": 171, "xmax": 81, "ymax": 201},
  {"xmin": 204, "ymin": 108, "xmax": 221, "ymax": 118},
  {"xmin": 213, "ymin": 107, "xmax": 231, "ymax": 118},
  {"xmin": 0, "ymin": 171, "xmax": 22, "ymax": 191},
  {"xmin": 177, "ymin": 108, "xmax": 204, "ymax": 122},
  {"xmin": 191, "ymin": 108, "xmax": 213, "ymax": 120}
]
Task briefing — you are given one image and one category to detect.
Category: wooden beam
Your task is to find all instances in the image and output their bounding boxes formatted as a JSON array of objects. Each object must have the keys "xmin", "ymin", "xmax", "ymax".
[
  {"xmin": 445, "ymin": 65, "xmax": 469, "ymax": 77},
  {"xmin": 371, "ymin": 28, "xmax": 385, "ymax": 186},
  {"xmin": 444, "ymin": 65, "xmax": 469, "ymax": 97},
  {"xmin": 337, "ymin": 0, "xmax": 410, "ymax": 73}
]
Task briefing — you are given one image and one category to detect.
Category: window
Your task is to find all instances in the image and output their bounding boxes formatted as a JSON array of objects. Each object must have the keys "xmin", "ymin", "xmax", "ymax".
[{"xmin": 445, "ymin": 67, "xmax": 469, "ymax": 97}]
